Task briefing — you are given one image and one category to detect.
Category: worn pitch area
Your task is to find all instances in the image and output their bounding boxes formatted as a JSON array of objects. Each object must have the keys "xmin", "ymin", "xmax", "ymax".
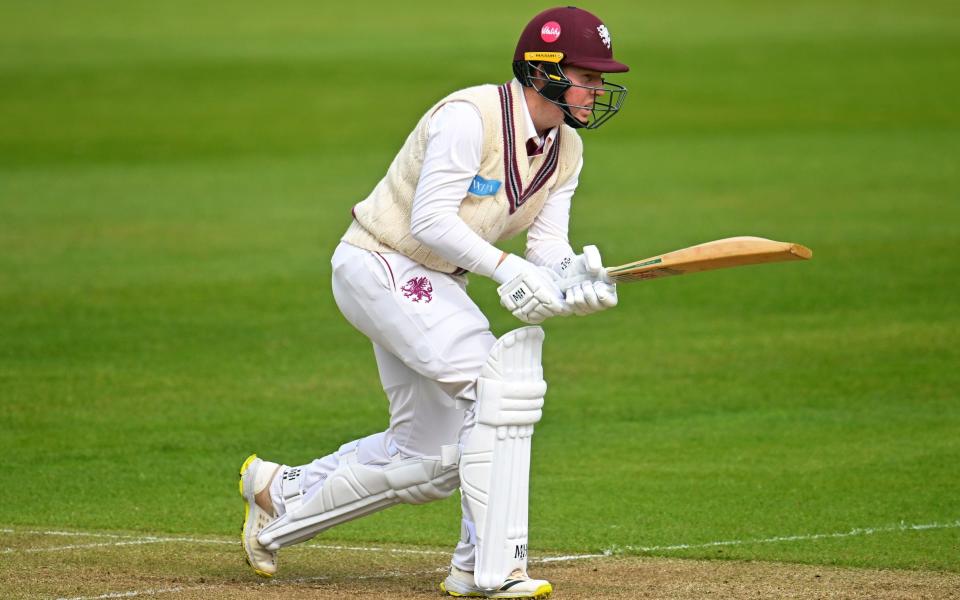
[{"xmin": 3, "ymin": 530, "xmax": 958, "ymax": 600}]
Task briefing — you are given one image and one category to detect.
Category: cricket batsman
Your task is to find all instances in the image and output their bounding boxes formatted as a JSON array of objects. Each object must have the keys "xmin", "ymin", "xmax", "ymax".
[{"xmin": 239, "ymin": 6, "xmax": 628, "ymax": 598}]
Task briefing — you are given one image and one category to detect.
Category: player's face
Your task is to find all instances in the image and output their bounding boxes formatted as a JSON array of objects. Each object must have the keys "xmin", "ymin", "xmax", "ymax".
[{"xmin": 563, "ymin": 66, "xmax": 606, "ymax": 122}]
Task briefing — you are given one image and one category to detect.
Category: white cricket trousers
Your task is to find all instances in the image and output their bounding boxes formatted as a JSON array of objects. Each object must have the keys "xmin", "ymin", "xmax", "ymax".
[{"xmin": 269, "ymin": 241, "xmax": 494, "ymax": 570}]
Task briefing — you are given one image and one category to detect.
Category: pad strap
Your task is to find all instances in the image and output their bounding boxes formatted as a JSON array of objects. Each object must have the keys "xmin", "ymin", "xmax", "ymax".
[{"xmin": 280, "ymin": 467, "xmax": 305, "ymax": 514}]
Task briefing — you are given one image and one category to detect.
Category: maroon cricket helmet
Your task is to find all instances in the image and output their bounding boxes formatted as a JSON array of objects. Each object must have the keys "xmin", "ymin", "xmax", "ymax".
[
  {"xmin": 512, "ymin": 6, "xmax": 629, "ymax": 129},
  {"xmin": 513, "ymin": 6, "xmax": 629, "ymax": 74}
]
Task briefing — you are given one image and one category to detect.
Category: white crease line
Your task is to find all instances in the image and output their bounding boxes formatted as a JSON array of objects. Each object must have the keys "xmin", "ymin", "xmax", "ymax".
[
  {"xmin": 537, "ymin": 552, "xmax": 610, "ymax": 563},
  {"xmin": 611, "ymin": 519, "xmax": 960, "ymax": 554},
  {"xmin": 34, "ymin": 520, "xmax": 960, "ymax": 600},
  {"xmin": 1, "ymin": 536, "xmax": 236, "ymax": 555},
  {"xmin": 4, "ymin": 538, "xmax": 221, "ymax": 555},
  {"xmin": 4, "ymin": 529, "xmax": 133, "ymax": 540},
  {"xmin": 57, "ymin": 585, "xmax": 213, "ymax": 600},
  {"xmin": 3, "ymin": 529, "xmax": 448, "ymax": 555},
  {"xmin": 9, "ymin": 518, "xmax": 959, "ymax": 565},
  {"xmin": 2, "ymin": 531, "xmax": 452, "ymax": 557}
]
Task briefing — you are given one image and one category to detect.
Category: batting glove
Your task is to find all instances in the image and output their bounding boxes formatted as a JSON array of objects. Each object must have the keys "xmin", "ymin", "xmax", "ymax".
[
  {"xmin": 556, "ymin": 245, "xmax": 618, "ymax": 316},
  {"xmin": 493, "ymin": 254, "xmax": 570, "ymax": 324}
]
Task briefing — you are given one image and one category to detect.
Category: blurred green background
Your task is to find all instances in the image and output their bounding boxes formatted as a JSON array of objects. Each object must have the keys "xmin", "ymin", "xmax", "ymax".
[{"xmin": 1, "ymin": 0, "xmax": 958, "ymax": 573}]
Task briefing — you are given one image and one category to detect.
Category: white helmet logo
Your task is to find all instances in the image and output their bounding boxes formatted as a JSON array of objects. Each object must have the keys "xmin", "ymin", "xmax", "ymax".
[
  {"xmin": 541, "ymin": 21, "xmax": 562, "ymax": 43},
  {"xmin": 597, "ymin": 24, "xmax": 611, "ymax": 49}
]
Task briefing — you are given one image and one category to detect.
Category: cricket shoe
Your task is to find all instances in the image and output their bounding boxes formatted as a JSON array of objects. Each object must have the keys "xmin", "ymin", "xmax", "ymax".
[
  {"xmin": 440, "ymin": 565, "xmax": 552, "ymax": 599},
  {"xmin": 239, "ymin": 454, "xmax": 281, "ymax": 577}
]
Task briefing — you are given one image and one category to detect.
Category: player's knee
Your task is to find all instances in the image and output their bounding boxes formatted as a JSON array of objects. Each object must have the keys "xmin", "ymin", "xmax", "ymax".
[
  {"xmin": 395, "ymin": 463, "xmax": 459, "ymax": 503},
  {"xmin": 412, "ymin": 357, "xmax": 481, "ymax": 398},
  {"xmin": 377, "ymin": 444, "xmax": 461, "ymax": 504},
  {"xmin": 407, "ymin": 335, "xmax": 495, "ymax": 399}
]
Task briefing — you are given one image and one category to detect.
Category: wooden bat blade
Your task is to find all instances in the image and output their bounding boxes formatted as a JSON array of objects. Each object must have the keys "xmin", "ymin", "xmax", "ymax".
[{"xmin": 604, "ymin": 236, "xmax": 812, "ymax": 283}]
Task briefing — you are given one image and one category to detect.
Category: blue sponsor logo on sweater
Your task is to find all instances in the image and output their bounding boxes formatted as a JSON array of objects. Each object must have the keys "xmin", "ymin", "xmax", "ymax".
[{"xmin": 468, "ymin": 175, "xmax": 501, "ymax": 196}]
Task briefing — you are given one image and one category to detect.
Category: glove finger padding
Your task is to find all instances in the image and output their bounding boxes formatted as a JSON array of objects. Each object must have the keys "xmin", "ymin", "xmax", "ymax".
[
  {"xmin": 565, "ymin": 285, "xmax": 589, "ymax": 316},
  {"xmin": 530, "ymin": 304, "xmax": 554, "ymax": 323},
  {"xmin": 514, "ymin": 306, "xmax": 545, "ymax": 324},
  {"xmin": 581, "ymin": 281, "xmax": 602, "ymax": 311},
  {"xmin": 595, "ymin": 281, "xmax": 618, "ymax": 308},
  {"xmin": 565, "ymin": 281, "xmax": 618, "ymax": 316}
]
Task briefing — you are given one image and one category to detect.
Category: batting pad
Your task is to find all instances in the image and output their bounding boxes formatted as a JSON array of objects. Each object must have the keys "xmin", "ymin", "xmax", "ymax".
[
  {"xmin": 257, "ymin": 444, "xmax": 459, "ymax": 550},
  {"xmin": 459, "ymin": 326, "xmax": 546, "ymax": 589}
]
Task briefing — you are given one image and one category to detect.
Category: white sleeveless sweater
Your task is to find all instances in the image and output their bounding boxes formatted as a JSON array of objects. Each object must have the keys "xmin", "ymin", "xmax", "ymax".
[{"xmin": 341, "ymin": 79, "xmax": 583, "ymax": 274}]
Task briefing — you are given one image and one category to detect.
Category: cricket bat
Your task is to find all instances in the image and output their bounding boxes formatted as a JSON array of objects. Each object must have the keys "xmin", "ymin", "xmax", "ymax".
[{"xmin": 603, "ymin": 236, "xmax": 812, "ymax": 283}]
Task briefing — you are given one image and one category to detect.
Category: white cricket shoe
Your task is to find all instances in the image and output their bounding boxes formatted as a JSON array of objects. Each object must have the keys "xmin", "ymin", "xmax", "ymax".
[
  {"xmin": 440, "ymin": 565, "xmax": 552, "ymax": 599},
  {"xmin": 239, "ymin": 454, "xmax": 280, "ymax": 577}
]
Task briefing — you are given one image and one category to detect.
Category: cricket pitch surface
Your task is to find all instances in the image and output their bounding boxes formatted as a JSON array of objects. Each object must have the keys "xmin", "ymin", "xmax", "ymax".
[{"xmin": 3, "ymin": 528, "xmax": 958, "ymax": 600}]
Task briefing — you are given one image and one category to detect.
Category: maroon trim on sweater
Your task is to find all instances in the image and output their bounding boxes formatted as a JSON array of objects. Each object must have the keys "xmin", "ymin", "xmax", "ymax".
[{"xmin": 497, "ymin": 83, "xmax": 562, "ymax": 214}]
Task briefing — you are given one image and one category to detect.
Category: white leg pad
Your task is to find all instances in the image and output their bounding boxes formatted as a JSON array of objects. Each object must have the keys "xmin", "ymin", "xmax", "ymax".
[
  {"xmin": 257, "ymin": 444, "xmax": 460, "ymax": 550},
  {"xmin": 459, "ymin": 326, "xmax": 546, "ymax": 590}
]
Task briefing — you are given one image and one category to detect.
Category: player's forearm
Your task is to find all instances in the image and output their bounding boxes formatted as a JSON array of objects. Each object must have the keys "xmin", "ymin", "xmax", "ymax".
[
  {"xmin": 525, "ymin": 239, "xmax": 576, "ymax": 272},
  {"xmin": 524, "ymin": 203, "xmax": 575, "ymax": 271},
  {"xmin": 524, "ymin": 156, "xmax": 579, "ymax": 272},
  {"xmin": 409, "ymin": 211, "xmax": 503, "ymax": 277}
]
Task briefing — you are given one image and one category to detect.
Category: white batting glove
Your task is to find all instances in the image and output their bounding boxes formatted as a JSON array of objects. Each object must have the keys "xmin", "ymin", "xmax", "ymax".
[
  {"xmin": 565, "ymin": 280, "xmax": 618, "ymax": 315},
  {"xmin": 493, "ymin": 254, "xmax": 570, "ymax": 324},
  {"xmin": 556, "ymin": 245, "xmax": 618, "ymax": 316},
  {"xmin": 556, "ymin": 245, "xmax": 607, "ymax": 286}
]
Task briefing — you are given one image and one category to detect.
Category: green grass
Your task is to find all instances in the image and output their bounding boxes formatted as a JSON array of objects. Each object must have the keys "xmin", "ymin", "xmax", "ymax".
[{"xmin": 2, "ymin": 0, "xmax": 958, "ymax": 574}]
